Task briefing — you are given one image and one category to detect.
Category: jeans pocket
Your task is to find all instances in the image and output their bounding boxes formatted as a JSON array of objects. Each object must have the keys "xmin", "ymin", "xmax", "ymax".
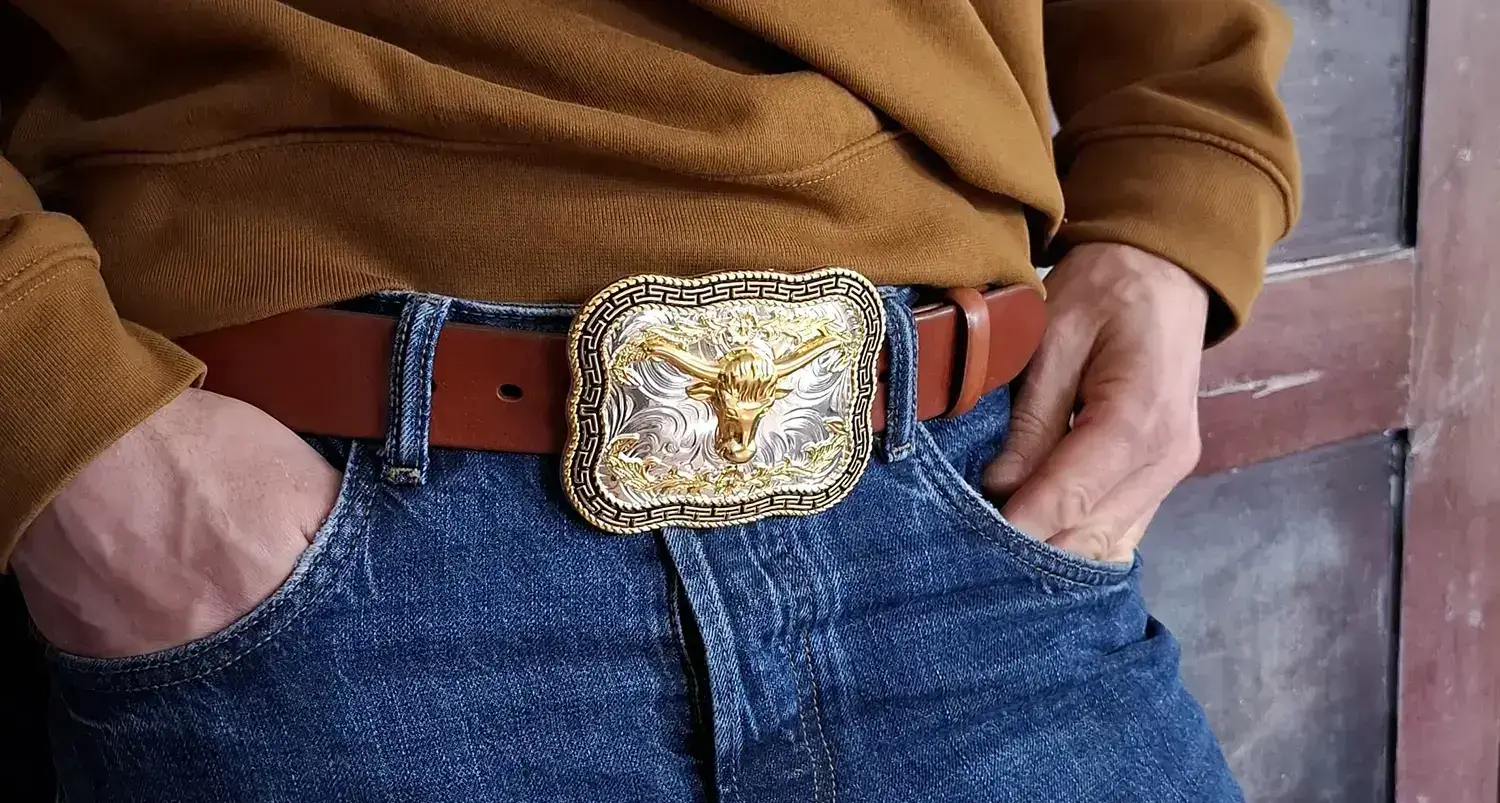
[
  {"xmin": 48, "ymin": 440, "xmax": 374, "ymax": 693},
  {"xmin": 909, "ymin": 421, "xmax": 1135, "ymax": 590}
]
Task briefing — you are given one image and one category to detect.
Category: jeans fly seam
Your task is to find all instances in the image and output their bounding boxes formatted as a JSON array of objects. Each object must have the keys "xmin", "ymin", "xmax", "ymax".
[
  {"xmin": 766, "ymin": 529, "xmax": 823, "ymax": 803},
  {"xmin": 671, "ymin": 531, "xmax": 744, "ymax": 803},
  {"xmin": 783, "ymin": 528, "xmax": 836, "ymax": 803},
  {"xmin": 802, "ymin": 634, "xmax": 840, "ymax": 803},
  {"xmin": 788, "ymin": 646, "xmax": 825, "ymax": 803},
  {"xmin": 666, "ymin": 576, "xmax": 709, "ymax": 747}
]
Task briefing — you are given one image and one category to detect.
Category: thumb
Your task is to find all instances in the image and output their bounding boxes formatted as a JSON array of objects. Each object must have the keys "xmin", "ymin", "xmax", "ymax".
[
  {"xmin": 1048, "ymin": 501, "xmax": 1157, "ymax": 563},
  {"xmin": 983, "ymin": 332, "xmax": 1089, "ymax": 499}
]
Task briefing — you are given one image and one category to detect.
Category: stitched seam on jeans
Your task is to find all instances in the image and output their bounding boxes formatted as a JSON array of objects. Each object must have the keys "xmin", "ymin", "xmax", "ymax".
[
  {"xmin": 55, "ymin": 453, "xmax": 372, "ymax": 687},
  {"xmin": 803, "ymin": 634, "xmax": 840, "ymax": 803},
  {"xmin": 68, "ymin": 488, "xmax": 367, "ymax": 685},
  {"xmin": 924, "ymin": 457, "xmax": 1114, "ymax": 587},
  {"xmin": 915, "ymin": 425, "xmax": 1126, "ymax": 583},
  {"xmin": 909, "ymin": 431, "xmax": 1127, "ymax": 588},
  {"xmin": 792, "ymin": 660, "xmax": 825, "ymax": 803},
  {"xmin": 385, "ymin": 307, "xmax": 415, "ymax": 469},
  {"xmin": 98, "ymin": 494, "xmax": 371, "ymax": 691},
  {"xmin": 881, "ymin": 294, "xmax": 920, "ymax": 463},
  {"xmin": 665, "ymin": 576, "xmax": 709, "ymax": 748},
  {"xmin": 408, "ymin": 306, "xmax": 437, "ymax": 474},
  {"xmin": 768, "ymin": 529, "xmax": 823, "ymax": 803},
  {"xmin": 58, "ymin": 483, "xmax": 359, "ymax": 676},
  {"xmin": 410, "ymin": 299, "xmax": 448, "ymax": 476}
]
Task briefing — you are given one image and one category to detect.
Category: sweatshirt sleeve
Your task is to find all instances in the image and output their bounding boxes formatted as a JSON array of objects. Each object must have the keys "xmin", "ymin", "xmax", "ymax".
[
  {"xmin": 0, "ymin": 158, "xmax": 205, "ymax": 567},
  {"xmin": 1042, "ymin": 0, "xmax": 1303, "ymax": 343}
]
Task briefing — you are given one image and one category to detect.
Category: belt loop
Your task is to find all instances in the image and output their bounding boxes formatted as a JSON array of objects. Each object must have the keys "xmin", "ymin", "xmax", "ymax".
[
  {"xmin": 382, "ymin": 295, "xmax": 452, "ymax": 486},
  {"xmin": 880, "ymin": 292, "xmax": 919, "ymax": 464},
  {"xmin": 942, "ymin": 287, "xmax": 992, "ymax": 418}
]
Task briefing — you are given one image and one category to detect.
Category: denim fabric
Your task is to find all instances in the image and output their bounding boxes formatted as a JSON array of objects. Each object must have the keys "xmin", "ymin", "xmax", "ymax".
[{"xmin": 46, "ymin": 292, "xmax": 1241, "ymax": 803}]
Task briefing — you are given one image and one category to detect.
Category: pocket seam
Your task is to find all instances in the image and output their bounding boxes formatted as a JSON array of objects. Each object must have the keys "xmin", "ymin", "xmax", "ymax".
[
  {"xmin": 51, "ymin": 444, "xmax": 374, "ymax": 691},
  {"xmin": 910, "ymin": 425, "xmax": 1133, "ymax": 589}
]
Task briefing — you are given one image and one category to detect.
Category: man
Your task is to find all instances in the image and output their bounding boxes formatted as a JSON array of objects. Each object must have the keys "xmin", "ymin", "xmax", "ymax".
[{"xmin": 1, "ymin": 1, "xmax": 1299, "ymax": 801}]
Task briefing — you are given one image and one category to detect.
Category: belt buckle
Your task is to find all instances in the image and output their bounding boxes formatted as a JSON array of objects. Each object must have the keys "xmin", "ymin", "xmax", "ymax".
[{"xmin": 563, "ymin": 268, "xmax": 885, "ymax": 533}]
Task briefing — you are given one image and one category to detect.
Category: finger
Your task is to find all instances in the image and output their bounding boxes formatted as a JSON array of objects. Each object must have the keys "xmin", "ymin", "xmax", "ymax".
[
  {"xmin": 1041, "ymin": 408, "xmax": 1197, "ymax": 560},
  {"xmin": 982, "ymin": 319, "xmax": 1095, "ymax": 499},
  {"xmin": 1047, "ymin": 472, "xmax": 1167, "ymax": 563},
  {"xmin": 998, "ymin": 404, "xmax": 1142, "ymax": 541}
]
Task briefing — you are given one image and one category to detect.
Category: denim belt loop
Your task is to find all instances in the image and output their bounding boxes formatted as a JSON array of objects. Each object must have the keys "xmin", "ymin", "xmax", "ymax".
[
  {"xmin": 382, "ymin": 294, "xmax": 453, "ymax": 486},
  {"xmin": 880, "ymin": 292, "xmax": 920, "ymax": 464}
]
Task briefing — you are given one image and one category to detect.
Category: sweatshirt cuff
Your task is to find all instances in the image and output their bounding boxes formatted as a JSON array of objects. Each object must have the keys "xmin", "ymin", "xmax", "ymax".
[
  {"xmin": 1049, "ymin": 135, "xmax": 1295, "ymax": 345},
  {"xmin": 0, "ymin": 246, "xmax": 204, "ymax": 568}
]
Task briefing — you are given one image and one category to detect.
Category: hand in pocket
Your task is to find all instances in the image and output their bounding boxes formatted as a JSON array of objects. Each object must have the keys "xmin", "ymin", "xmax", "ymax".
[
  {"xmin": 12, "ymin": 389, "xmax": 342, "ymax": 659},
  {"xmin": 984, "ymin": 244, "xmax": 1207, "ymax": 563}
]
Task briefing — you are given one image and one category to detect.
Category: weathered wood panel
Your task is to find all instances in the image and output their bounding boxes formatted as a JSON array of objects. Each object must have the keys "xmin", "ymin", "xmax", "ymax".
[
  {"xmin": 1272, "ymin": 0, "xmax": 1418, "ymax": 262},
  {"xmin": 1196, "ymin": 251, "xmax": 1412, "ymax": 474},
  {"xmin": 1143, "ymin": 436, "xmax": 1400, "ymax": 803},
  {"xmin": 1396, "ymin": 0, "xmax": 1500, "ymax": 798}
]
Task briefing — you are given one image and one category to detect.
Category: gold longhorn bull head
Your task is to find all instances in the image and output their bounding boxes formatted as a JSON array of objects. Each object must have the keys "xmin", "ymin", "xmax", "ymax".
[{"xmin": 648, "ymin": 336, "xmax": 841, "ymax": 464}]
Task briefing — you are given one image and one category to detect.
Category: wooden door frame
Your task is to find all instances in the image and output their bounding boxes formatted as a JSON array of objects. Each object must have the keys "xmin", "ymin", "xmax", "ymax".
[
  {"xmin": 1190, "ymin": 1, "xmax": 1498, "ymax": 796},
  {"xmin": 1395, "ymin": 0, "xmax": 1500, "ymax": 799}
]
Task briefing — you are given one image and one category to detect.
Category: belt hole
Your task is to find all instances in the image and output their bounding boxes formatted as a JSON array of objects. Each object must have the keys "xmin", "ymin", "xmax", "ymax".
[{"xmin": 497, "ymin": 383, "xmax": 524, "ymax": 402}]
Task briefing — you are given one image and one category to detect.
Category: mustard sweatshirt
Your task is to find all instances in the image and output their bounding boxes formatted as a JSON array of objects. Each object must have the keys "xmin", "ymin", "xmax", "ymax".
[{"xmin": 0, "ymin": 0, "xmax": 1301, "ymax": 562}]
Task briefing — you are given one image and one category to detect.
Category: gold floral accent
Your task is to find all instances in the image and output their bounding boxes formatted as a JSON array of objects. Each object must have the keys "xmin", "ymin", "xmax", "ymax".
[{"xmin": 605, "ymin": 419, "xmax": 852, "ymax": 499}]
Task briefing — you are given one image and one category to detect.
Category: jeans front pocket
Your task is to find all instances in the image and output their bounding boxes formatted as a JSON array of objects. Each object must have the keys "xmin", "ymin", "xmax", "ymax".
[
  {"xmin": 48, "ymin": 440, "xmax": 374, "ymax": 693},
  {"xmin": 912, "ymin": 389, "xmax": 1135, "ymax": 591}
]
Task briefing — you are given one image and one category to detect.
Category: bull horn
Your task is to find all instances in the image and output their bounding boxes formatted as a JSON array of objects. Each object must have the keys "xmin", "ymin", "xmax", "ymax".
[
  {"xmin": 647, "ymin": 344, "xmax": 721, "ymax": 382},
  {"xmin": 772, "ymin": 335, "xmax": 841, "ymax": 379}
]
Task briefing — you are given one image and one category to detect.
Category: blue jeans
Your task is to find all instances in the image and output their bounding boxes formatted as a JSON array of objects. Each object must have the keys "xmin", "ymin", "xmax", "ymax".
[{"xmin": 46, "ymin": 292, "xmax": 1241, "ymax": 802}]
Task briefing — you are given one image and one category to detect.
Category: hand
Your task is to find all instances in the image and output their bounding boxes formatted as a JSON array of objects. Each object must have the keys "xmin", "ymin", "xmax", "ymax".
[
  {"xmin": 983, "ymin": 243, "xmax": 1208, "ymax": 563},
  {"xmin": 11, "ymin": 388, "xmax": 341, "ymax": 658}
]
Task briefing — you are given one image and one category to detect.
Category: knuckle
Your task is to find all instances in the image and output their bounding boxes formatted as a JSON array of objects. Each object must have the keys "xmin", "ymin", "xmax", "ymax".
[
  {"xmin": 1042, "ymin": 301, "xmax": 1092, "ymax": 335},
  {"xmin": 1133, "ymin": 405, "xmax": 1197, "ymax": 464},
  {"xmin": 1007, "ymin": 406, "xmax": 1055, "ymax": 443},
  {"xmin": 1083, "ymin": 404, "xmax": 1147, "ymax": 443},
  {"xmin": 1105, "ymin": 404, "xmax": 1151, "ymax": 437},
  {"xmin": 1071, "ymin": 526, "xmax": 1115, "ymax": 561},
  {"xmin": 1052, "ymin": 483, "xmax": 1097, "ymax": 527},
  {"xmin": 1172, "ymin": 430, "xmax": 1204, "ymax": 472},
  {"xmin": 1158, "ymin": 417, "xmax": 1202, "ymax": 473}
]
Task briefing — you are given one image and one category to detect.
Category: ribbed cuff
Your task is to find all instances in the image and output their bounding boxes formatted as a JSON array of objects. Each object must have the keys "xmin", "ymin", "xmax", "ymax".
[
  {"xmin": 1049, "ymin": 135, "xmax": 1294, "ymax": 345},
  {"xmin": 0, "ymin": 247, "xmax": 204, "ymax": 568}
]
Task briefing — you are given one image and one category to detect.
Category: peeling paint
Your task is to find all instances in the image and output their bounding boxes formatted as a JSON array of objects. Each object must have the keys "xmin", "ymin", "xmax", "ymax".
[
  {"xmin": 1409, "ymin": 423, "xmax": 1440, "ymax": 457},
  {"xmin": 1200, "ymin": 370, "xmax": 1325, "ymax": 400}
]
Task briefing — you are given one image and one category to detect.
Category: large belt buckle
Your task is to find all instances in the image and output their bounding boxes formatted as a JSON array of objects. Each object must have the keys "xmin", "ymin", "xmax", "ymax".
[{"xmin": 563, "ymin": 268, "xmax": 885, "ymax": 533}]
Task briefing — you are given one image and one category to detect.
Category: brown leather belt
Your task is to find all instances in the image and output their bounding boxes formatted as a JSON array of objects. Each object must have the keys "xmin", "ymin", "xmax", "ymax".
[{"xmin": 176, "ymin": 285, "xmax": 1046, "ymax": 453}]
